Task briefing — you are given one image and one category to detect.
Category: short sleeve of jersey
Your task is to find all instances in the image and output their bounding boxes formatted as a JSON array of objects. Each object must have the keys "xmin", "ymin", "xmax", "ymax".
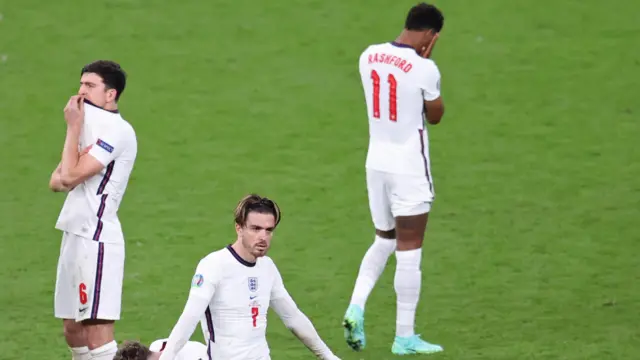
[
  {"xmin": 149, "ymin": 339, "xmax": 167, "ymax": 352},
  {"xmin": 419, "ymin": 60, "xmax": 442, "ymax": 101},
  {"xmin": 88, "ymin": 128, "xmax": 126, "ymax": 166},
  {"xmin": 189, "ymin": 257, "xmax": 222, "ymax": 301}
]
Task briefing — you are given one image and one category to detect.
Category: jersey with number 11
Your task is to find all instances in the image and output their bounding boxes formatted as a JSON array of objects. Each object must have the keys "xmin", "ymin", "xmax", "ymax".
[{"xmin": 359, "ymin": 41, "xmax": 441, "ymax": 176}]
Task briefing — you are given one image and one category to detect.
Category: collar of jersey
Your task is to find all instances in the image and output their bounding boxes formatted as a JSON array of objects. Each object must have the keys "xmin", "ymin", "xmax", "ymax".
[
  {"xmin": 226, "ymin": 245, "xmax": 256, "ymax": 267},
  {"xmin": 389, "ymin": 41, "xmax": 420, "ymax": 55},
  {"xmin": 83, "ymin": 98, "xmax": 120, "ymax": 114}
]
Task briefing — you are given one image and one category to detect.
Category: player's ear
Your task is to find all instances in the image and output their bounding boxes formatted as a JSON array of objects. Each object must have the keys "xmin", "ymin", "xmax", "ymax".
[
  {"xmin": 235, "ymin": 223, "xmax": 242, "ymax": 235},
  {"xmin": 106, "ymin": 88, "xmax": 117, "ymax": 103}
]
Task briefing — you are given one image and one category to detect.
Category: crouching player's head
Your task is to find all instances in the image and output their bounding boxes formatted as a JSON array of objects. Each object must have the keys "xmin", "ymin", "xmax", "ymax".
[{"xmin": 114, "ymin": 340, "xmax": 158, "ymax": 360}]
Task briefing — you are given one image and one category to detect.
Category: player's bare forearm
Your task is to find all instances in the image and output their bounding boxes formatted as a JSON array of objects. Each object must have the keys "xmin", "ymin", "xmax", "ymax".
[{"xmin": 59, "ymin": 126, "xmax": 82, "ymax": 187}]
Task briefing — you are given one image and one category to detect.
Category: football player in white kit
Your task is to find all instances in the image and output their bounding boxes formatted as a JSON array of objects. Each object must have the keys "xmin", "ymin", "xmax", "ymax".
[
  {"xmin": 158, "ymin": 194, "xmax": 341, "ymax": 360},
  {"xmin": 342, "ymin": 2, "xmax": 446, "ymax": 356},
  {"xmin": 49, "ymin": 60, "xmax": 137, "ymax": 360},
  {"xmin": 113, "ymin": 339, "xmax": 208, "ymax": 360}
]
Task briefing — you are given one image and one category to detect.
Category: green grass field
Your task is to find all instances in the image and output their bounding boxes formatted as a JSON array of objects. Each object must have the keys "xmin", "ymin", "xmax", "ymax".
[{"xmin": 1, "ymin": 0, "xmax": 639, "ymax": 359}]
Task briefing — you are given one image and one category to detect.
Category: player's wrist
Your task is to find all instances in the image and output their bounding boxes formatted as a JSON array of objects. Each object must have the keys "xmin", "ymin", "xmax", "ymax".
[{"xmin": 66, "ymin": 123, "xmax": 82, "ymax": 134}]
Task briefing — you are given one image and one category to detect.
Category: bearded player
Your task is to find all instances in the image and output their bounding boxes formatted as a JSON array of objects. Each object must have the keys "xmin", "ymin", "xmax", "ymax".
[
  {"xmin": 158, "ymin": 194, "xmax": 340, "ymax": 360},
  {"xmin": 343, "ymin": 2, "xmax": 446, "ymax": 356},
  {"xmin": 49, "ymin": 60, "xmax": 137, "ymax": 360}
]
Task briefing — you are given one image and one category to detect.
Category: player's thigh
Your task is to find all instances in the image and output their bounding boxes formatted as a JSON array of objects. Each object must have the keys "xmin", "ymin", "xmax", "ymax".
[
  {"xmin": 389, "ymin": 174, "xmax": 433, "ymax": 248},
  {"xmin": 389, "ymin": 173, "xmax": 433, "ymax": 218},
  {"xmin": 366, "ymin": 169, "xmax": 395, "ymax": 232},
  {"xmin": 75, "ymin": 238, "xmax": 125, "ymax": 322},
  {"xmin": 55, "ymin": 232, "xmax": 79, "ymax": 319}
]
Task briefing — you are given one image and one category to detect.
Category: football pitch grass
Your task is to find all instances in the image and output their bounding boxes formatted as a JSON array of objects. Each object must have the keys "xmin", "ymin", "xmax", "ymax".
[{"xmin": 0, "ymin": 0, "xmax": 638, "ymax": 359}]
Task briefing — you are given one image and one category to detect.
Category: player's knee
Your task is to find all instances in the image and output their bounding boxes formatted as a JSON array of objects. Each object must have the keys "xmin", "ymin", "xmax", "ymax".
[
  {"xmin": 394, "ymin": 215, "xmax": 428, "ymax": 250},
  {"xmin": 396, "ymin": 238, "xmax": 423, "ymax": 251},
  {"xmin": 63, "ymin": 321, "xmax": 84, "ymax": 343},
  {"xmin": 376, "ymin": 228, "xmax": 396, "ymax": 239}
]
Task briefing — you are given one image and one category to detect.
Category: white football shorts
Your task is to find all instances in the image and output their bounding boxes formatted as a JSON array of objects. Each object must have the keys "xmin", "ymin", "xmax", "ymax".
[
  {"xmin": 54, "ymin": 232, "xmax": 125, "ymax": 321},
  {"xmin": 366, "ymin": 168, "xmax": 434, "ymax": 231}
]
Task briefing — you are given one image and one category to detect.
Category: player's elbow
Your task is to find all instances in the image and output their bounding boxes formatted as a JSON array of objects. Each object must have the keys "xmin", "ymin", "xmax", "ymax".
[
  {"xmin": 49, "ymin": 183, "xmax": 66, "ymax": 192},
  {"xmin": 59, "ymin": 176, "xmax": 74, "ymax": 188},
  {"xmin": 426, "ymin": 115, "xmax": 442, "ymax": 125},
  {"xmin": 424, "ymin": 98, "xmax": 444, "ymax": 125},
  {"xmin": 426, "ymin": 107, "xmax": 444, "ymax": 124}
]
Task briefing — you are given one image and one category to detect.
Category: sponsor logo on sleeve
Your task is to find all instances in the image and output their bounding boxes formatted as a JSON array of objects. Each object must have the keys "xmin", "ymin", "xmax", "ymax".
[{"xmin": 96, "ymin": 139, "xmax": 114, "ymax": 153}]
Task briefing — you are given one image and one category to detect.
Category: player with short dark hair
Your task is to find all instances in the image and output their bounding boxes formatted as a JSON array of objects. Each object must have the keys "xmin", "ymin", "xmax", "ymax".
[
  {"xmin": 80, "ymin": 60, "xmax": 127, "ymax": 102},
  {"xmin": 158, "ymin": 194, "xmax": 340, "ymax": 360},
  {"xmin": 342, "ymin": 2, "xmax": 445, "ymax": 356},
  {"xmin": 404, "ymin": 2, "xmax": 444, "ymax": 32},
  {"xmin": 50, "ymin": 59, "xmax": 137, "ymax": 360}
]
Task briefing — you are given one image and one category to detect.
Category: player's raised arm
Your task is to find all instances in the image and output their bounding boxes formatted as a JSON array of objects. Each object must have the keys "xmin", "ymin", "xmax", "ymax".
[
  {"xmin": 49, "ymin": 145, "xmax": 94, "ymax": 192},
  {"xmin": 58, "ymin": 97, "xmax": 126, "ymax": 189},
  {"xmin": 270, "ymin": 263, "xmax": 341, "ymax": 360},
  {"xmin": 159, "ymin": 259, "xmax": 221, "ymax": 360}
]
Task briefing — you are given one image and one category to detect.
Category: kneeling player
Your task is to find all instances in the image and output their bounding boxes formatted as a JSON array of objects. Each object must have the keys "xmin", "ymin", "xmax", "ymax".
[
  {"xmin": 158, "ymin": 194, "xmax": 341, "ymax": 360},
  {"xmin": 114, "ymin": 339, "xmax": 207, "ymax": 360}
]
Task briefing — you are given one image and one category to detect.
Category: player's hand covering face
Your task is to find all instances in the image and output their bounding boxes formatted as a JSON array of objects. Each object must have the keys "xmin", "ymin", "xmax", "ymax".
[
  {"xmin": 238, "ymin": 212, "xmax": 276, "ymax": 258},
  {"xmin": 420, "ymin": 32, "xmax": 439, "ymax": 59},
  {"xmin": 63, "ymin": 95, "xmax": 85, "ymax": 128}
]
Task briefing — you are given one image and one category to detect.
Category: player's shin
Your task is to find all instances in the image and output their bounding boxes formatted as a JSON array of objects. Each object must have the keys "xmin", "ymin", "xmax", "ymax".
[
  {"xmin": 88, "ymin": 340, "xmax": 117, "ymax": 360},
  {"xmin": 349, "ymin": 235, "xmax": 396, "ymax": 309},
  {"xmin": 69, "ymin": 346, "xmax": 91, "ymax": 360},
  {"xmin": 393, "ymin": 248, "xmax": 422, "ymax": 337}
]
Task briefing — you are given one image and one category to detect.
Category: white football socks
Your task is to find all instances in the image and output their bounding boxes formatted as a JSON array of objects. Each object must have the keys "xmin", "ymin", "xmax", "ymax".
[
  {"xmin": 349, "ymin": 235, "xmax": 396, "ymax": 310},
  {"xmin": 394, "ymin": 248, "xmax": 422, "ymax": 338},
  {"xmin": 70, "ymin": 346, "xmax": 91, "ymax": 360},
  {"xmin": 89, "ymin": 340, "xmax": 117, "ymax": 360}
]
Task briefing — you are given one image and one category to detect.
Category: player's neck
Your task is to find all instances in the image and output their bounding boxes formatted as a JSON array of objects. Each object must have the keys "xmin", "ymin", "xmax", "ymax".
[
  {"xmin": 394, "ymin": 31, "xmax": 421, "ymax": 52},
  {"xmin": 231, "ymin": 242, "xmax": 257, "ymax": 264},
  {"xmin": 103, "ymin": 102, "xmax": 118, "ymax": 112}
]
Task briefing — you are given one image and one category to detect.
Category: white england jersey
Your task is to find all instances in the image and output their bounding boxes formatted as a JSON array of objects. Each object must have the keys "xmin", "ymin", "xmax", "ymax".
[
  {"xmin": 359, "ymin": 42, "xmax": 441, "ymax": 177},
  {"xmin": 55, "ymin": 100, "xmax": 137, "ymax": 244},
  {"xmin": 150, "ymin": 339, "xmax": 208, "ymax": 359},
  {"xmin": 190, "ymin": 246, "xmax": 288, "ymax": 360}
]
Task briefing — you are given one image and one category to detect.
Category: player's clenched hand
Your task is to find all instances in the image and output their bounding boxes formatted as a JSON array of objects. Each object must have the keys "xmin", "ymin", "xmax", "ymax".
[
  {"xmin": 64, "ymin": 95, "xmax": 85, "ymax": 129},
  {"xmin": 420, "ymin": 33, "xmax": 439, "ymax": 59}
]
